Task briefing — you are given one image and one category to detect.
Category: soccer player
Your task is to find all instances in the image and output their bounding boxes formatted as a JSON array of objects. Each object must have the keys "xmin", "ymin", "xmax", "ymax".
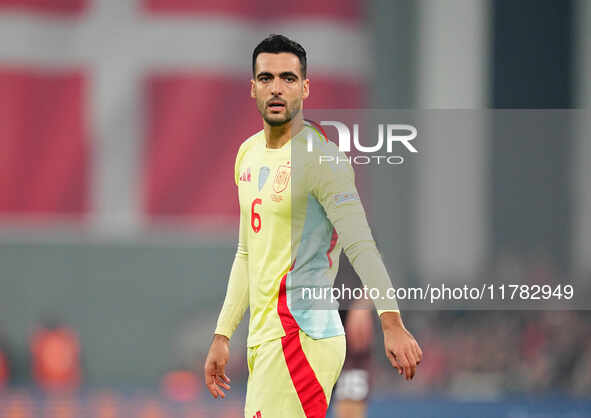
[{"xmin": 204, "ymin": 34, "xmax": 422, "ymax": 417}]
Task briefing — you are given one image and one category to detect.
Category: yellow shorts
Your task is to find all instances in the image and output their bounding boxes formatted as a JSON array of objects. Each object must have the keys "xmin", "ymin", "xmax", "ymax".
[{"xmin": 244, "ymin": 330, "xmax": 346, "ymax": 418}]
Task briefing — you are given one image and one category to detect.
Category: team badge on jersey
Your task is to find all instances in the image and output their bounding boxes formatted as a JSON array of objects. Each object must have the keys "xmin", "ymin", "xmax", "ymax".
[
  {"xmin": 239, "ymin": 167, "xmax": 252, "ymax": 182},
  {"xmin": 273, "ymin": 163, "xmax": 291, "ymax": 193},
  {"xmin": 259, "ymin": 166, "xmax": 270, "ymax": 191},
  {"xmin": 334, "ymin": 191, "xmax": 360, "ymax": 206}
]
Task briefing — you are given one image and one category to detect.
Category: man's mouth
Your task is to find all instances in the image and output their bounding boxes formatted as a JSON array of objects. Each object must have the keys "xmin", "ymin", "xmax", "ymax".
[{"xmin": 267, "ymin": 100, "xmax": 286, "ymax": 112}]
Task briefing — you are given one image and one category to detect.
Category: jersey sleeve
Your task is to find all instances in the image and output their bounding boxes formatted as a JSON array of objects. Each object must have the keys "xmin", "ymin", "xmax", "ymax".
[
  {"xmin": 310, "ymin": 144, "xmax": 399, "ymax": 315},
  {"xmin": 214, "ymin": 211, "xmax": 249, "ymax": 338},
  {"xmin": 214, "ymin": 144, "xmax": 250, "ymax": 339}
]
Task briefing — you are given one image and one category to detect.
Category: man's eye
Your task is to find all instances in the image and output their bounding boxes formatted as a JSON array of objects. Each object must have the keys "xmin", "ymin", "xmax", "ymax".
[
  {"xmin": 260, "ymin": 77, "xmax": 271, "ymax": 82},
  {"xmin": 285, "ymin": 77, "xmax": 296, "ymax": 83}
]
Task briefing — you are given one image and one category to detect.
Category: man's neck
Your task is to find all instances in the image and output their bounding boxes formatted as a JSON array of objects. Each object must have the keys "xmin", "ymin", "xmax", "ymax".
[{"xmin": 264, "ymin": 115, "xmax": 304, "ymax": 149}]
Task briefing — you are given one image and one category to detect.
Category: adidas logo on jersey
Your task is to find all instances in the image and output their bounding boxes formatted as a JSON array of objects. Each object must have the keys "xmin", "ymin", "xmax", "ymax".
[{"xmin": 239, "ymin": 167, "xmax": 252, "ymax": 182}]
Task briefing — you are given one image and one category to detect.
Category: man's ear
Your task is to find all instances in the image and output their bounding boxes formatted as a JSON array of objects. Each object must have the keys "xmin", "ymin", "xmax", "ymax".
[
  {"xmin": 302, "ymin": 79, "xmax": 310, "ymax": 100},
  {"xmin": 250, "ymin": 79, "xmax": 256, "ymax": 98}
]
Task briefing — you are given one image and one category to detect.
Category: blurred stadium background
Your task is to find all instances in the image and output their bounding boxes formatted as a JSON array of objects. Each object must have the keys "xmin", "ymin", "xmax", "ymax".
[{"xmin": 0, "ymin": 0, "xmax": 590, "ymax": 416}]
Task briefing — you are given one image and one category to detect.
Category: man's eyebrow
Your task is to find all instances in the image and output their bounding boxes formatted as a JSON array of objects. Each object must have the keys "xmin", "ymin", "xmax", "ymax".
[
  {"xmin": 256, "ymin": 72, "xmax": 273, "ymax": 79},
  {"xmin": 279, "ymin": 72, "xmax": 299, "ymax": 79}
]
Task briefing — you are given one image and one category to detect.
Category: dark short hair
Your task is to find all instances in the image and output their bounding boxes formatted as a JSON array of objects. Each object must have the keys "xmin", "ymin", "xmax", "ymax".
[{"xmin": 252, "ymin": 34, "xmax": 307, "ymax": 78}]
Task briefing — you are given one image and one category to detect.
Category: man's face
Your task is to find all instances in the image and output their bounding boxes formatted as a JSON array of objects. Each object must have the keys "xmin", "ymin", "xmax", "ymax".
[{"xmin": 251, "ymin": 52, "xmax": 309, "ymax": 127}]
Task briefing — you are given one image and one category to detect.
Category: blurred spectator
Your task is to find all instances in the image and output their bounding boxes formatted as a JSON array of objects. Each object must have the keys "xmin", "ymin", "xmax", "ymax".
[
  {"xmin": 0, "ymin": 328, "xmax": 10, "ymax": 390},
  {"xmin": 571, "ymin": 335, "xmax": 591, "ymax": 396},
  {"xmin": 382, "ymin": 310, "xmax": 591, "ymax": 398},
  {"xmin": 30, "ymin": 317, "xmax": 81, "ymax": 392},
  {"xmin": 160, "ymin": 367, "xmax": 200, "ymax": 403}
]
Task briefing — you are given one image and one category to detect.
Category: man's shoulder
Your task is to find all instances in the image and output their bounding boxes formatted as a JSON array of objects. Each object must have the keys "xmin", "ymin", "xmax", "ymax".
[
  {"xmin": 296, "ymin": 125, "xmax": 355, "ymax": 184},
  {"xmin": 234, "ymin": 130, "xmax": 264, "ymax": 184},
  {"xmin": 237, "ymin": 129, "xmax": 264, "ymax": 157},
  {"xmin": 292, "ymin": 124, "xmax": 340, "ymax": 162},
  {"xmin": 294, "ymin": 126, "xmax": 346, "ymax": 171}
]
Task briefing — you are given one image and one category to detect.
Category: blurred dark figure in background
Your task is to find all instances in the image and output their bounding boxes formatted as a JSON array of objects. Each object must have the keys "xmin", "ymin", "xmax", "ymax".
[
  {"xmin": 334, "ymin": 255, "xmax": 375, "ymax": 418},
  {"xmin": 30, "ymin": 317, "xmax": 81, "ymax": 392},
  {"xmin": 0, "ymin": 327, "xmax": 10, "ymax": 390}
]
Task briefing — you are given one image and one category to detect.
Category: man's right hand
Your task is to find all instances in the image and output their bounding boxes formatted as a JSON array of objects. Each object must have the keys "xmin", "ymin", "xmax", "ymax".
[{"xmin": 204, "ymin": 334, "xmax": 232, "ymax": 399}]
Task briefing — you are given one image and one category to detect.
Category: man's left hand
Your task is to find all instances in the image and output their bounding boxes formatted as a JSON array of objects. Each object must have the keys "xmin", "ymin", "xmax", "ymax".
[{"xmin": 380, "ymin": 311, "xmax": 422, "ymax": 381}]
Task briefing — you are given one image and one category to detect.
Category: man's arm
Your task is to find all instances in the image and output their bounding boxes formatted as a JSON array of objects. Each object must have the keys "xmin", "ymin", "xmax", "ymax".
[
  {"xmin": 204, "ymin": 211, "xmax": 249, "ymax": 398},
  {"xmin": 213, "ymin": 213, "xmax": 249, "ymax": 338},
  {"xmin": 311, "ymin": 143, "xmax": 422, "ymax": 380}
]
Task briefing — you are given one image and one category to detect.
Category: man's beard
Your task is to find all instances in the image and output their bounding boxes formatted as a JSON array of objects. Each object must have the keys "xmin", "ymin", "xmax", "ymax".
[
  {"xmin": 264, "ymin": 113, "xmax": 292, "ymax": 126},
  {"xmin": 260, "ymin": 102, "xmax": 300, "ymax": 127}
]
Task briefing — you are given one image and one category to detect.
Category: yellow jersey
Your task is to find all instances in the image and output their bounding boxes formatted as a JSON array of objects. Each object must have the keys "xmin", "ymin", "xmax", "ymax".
[{"xmin": 215, "ymin": 122, "xmax": 398, "ymax": 347}]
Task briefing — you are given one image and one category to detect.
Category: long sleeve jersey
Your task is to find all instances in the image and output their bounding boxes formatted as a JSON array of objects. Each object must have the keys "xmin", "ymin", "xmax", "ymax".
[{"xmin": 215, "ymin": 122, "xmax": 398, "ymax": 347}]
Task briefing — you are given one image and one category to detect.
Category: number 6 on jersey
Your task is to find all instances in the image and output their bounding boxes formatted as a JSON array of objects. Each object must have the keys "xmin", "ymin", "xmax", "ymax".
[{"xmin": 251, "ymin": 198, "xmax": 262, "ymax": 233}]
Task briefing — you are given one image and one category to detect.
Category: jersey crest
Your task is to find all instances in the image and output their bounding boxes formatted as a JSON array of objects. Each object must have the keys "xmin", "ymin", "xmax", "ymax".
[{"xmin": 273, "ymin": 163, "xmax": 291, "ymax": 193}]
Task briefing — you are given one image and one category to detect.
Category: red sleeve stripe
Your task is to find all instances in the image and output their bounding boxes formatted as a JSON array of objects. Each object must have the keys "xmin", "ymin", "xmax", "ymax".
[
  {"xmin": 304, "ymin": 119, "xmax": 329, "ymax": 143},
  {"xmin": 326, "ymin": 227, "xmax": 339, "ymax": 269}
]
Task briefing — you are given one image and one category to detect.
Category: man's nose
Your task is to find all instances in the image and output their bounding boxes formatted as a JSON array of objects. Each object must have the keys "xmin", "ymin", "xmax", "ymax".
[{"xmin": 271, "ymin": 78, "xmax": 283, "ymax": 95}]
